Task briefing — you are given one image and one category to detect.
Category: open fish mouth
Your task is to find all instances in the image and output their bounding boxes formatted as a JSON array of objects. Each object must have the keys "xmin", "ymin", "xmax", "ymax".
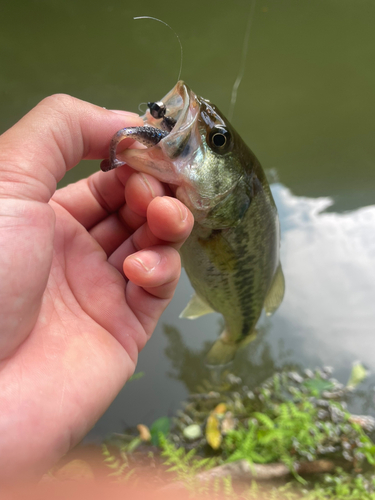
[
  {"xmin": 100, "ymin": 81, "xmax": 244, "ymax": 219},
  {"xmin": 144, "ymin": 80, "xmax": 191, "ymax": 133},
  {"xmin": 100, "ymin": 81, "xmax": 199, "ymax": 175}
]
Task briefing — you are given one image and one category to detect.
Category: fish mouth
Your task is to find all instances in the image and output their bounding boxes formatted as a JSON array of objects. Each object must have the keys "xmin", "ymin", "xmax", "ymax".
[
  {"xmin": 143, "ymin": 80, "xmax": 192, "ymax": 133},
  {"xmin": 114, "ymin": 81, "xmax": 200, "ymax": 184},
  {"xmin": 137, "ymin": 80, "xmax": 200, "ymax": 160}
]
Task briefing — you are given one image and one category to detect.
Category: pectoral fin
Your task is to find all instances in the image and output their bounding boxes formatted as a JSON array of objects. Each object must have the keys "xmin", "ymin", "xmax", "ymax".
[
  {"xmin": 179, "ymin": 294, "xmax": 215, "ymax": 319},
  {"xmin": 264, "ymin": 263, "xmax": 285, "ymax": 316}
]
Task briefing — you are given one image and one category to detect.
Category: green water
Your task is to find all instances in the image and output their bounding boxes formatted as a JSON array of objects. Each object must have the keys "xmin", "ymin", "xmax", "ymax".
[{"xmin": 1, "ymin": 0, "xmax": 375, "ymax": 439}]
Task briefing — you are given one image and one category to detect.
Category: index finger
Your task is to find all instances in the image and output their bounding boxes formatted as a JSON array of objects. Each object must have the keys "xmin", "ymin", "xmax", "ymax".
[
  {"xmin": 0, "ymin": 94, "xmax": 143, "ymax": 203},
  {"xmin": 52, "ymin": 165, "xmax": 135, "ymax": 230}
]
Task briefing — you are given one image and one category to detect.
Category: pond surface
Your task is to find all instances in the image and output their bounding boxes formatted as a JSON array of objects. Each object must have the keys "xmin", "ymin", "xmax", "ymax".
[{"xmin": 1, "ymin": 0, "xmax": 374, "ymax": 440}]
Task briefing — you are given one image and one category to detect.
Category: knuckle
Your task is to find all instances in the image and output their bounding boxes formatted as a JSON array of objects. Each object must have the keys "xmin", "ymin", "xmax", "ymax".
[{"xmin": 38, "ymin": 93, "xmax": 77, "ymax": 112}]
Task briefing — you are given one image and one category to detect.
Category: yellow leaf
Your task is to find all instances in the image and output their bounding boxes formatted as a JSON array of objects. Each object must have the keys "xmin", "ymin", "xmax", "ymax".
[
  {"xmin": 206, "ymin": 414, "xmax": 222, "ymax": 449},
  {"xmin": 213, "ymin": 403, "xmax": 227, "ymax": 415},
  {"xmin": 137, "ymin": 424, "xmax": 151, "ymax": 441}
]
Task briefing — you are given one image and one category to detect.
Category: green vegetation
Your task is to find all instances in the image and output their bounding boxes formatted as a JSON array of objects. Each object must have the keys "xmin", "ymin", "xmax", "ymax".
[
  {"xmin": 220, "ymin": 379, "xmax": 375, "ymax": 481},
  {"xmin": 159, "ymin": 435, "xmax": 219, "ymax": 494},
  {"xmin": 158, "ymin": 445, "xmax": 375, "ymax": 499},
  {"xmin": 169, "ymin": 366, "xmax": 374, "ymax": 469},
  {"xmin": 55, "ymin": 364, "xmax": 375, "ymax": 498}
]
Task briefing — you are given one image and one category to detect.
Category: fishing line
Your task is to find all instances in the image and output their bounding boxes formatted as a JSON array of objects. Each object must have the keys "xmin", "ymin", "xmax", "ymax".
[
  {"xmin": 228, "ymin": 0, "xmax": 257, "ymax": 121},
  {"xmin": 134, "ymin": 16, "xmax": 183, "ymax": 84},
  {"xmin": 138, "ymin": 102, "xmax": 148, "ymax": 114}
]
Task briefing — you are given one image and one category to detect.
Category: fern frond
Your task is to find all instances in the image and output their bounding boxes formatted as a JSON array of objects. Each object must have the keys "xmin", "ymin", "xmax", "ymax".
[{"xmin": 253, "ymin": 412, "xmax": 275, "ymax": 429}]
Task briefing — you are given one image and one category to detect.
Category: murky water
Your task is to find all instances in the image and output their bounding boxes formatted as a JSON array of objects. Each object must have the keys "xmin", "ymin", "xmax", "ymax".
[{"xmin": 1, "ymin": 0, "xmax": 374, "ymax": 440}]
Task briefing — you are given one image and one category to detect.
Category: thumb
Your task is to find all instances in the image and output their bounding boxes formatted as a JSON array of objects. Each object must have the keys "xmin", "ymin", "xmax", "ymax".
[{"xmin": 0, "ymin": 94, "xmax": 142, "ymax": 358}]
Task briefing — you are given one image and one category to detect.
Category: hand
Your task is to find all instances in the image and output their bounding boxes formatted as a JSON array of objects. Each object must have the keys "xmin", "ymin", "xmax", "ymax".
[{"xmin": 0, "ymin": 95, "xmax": 193, "ymax": 483}]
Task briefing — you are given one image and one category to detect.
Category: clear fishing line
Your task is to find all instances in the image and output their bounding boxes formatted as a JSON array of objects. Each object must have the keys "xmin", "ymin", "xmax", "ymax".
[
  {"xmin": 134, "ymin": 16, "xmax": 183, "ymax": 84},
  {"xmin": 137, "ymin": 102, "xmax": 148, "ymax": 114},
  {"xmin": 228, "ymin": 0, "xmax": 257, "ymax": 121}
]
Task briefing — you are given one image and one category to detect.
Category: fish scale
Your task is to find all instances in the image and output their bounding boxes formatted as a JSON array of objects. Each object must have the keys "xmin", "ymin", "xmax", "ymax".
[{"xmin": 180, "ymin": 169, "xmax": 279, "ymax": 356}]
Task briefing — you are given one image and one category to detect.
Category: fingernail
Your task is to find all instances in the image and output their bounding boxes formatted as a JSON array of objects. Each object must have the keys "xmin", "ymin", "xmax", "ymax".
[
  {"xmin": 130, "ymin": 250, "xmax": 161, "ymax": 273},
  {"xmin": 109, "ymin": 109, "xmax": 140, "ymax": 117},
  {"xmin": 171, "ymin": 198, "xmax": 188, "ymax": 222},
  {"xmin": 140, "ymin": 173, "xmax": 156, "ymax": 198}
]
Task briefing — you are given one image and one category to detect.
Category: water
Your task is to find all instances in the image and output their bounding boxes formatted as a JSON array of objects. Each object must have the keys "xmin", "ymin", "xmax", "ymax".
[{"xmin": 1, "ymin": 0, "xmax": 374, "ymax": 440}]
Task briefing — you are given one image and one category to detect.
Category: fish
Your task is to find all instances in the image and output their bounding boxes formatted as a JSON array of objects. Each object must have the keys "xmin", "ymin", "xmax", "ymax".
[{"xmin": 101, "ymin": 81, "xmax": 285, "ymax": 365}]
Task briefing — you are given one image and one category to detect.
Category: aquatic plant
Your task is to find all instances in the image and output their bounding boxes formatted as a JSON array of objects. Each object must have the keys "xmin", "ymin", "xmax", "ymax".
[
  {"xmin": 159, "ymin": 435, "xmax": 218, "ymax": 494},
  {"xmin": 220, "ymin": 385, "xmax": 375, "ymax": 480},
  {"xmin": 101, "ymin": 442, "xmax": 138, "ymax": 480},
  {"xmin": 304, "ymin": 469, "xmax": 375, "ymax": 500},
  {"xmin": 96, "ymin": 364, "xmax": 375, "ymax": 498},
  {"xmin": 170, "ymin": 366, "xmax": 374, "ymax": 469},
  {"xmin": 158, "ymin": 364, "xmax": 375, "ymax": 496}
]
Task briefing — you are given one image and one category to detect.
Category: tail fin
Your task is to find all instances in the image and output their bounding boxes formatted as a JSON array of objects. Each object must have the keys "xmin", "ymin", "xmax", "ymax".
[
  {"xmin": 205, "ymin": 338, "xmax": 238, "ymax": 366},
  {"xmin": 205, "ymin": 330, "xmax": 257, "ymax": 366}
]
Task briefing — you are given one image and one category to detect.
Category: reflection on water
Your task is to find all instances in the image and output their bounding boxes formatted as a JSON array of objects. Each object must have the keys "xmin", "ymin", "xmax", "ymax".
[
  {"xmin": 87, "ymin": 184, "xmax": 375, "ymax": 440},
  {"xmin": 163, "ymin": 324, "xmax": 294, "ymax": 394},
  {"xmin": 273, "ymin": 184, "xmax": 375, "ymax": 370}
]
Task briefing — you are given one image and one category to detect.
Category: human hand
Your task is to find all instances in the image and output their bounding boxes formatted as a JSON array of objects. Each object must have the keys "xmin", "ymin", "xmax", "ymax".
[{"xmin": 0, "ymin": 95, "xmax": 193, "ymax": 483}]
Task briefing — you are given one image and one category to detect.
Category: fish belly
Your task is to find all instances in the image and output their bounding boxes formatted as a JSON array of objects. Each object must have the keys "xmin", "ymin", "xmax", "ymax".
[{"xmin": 180, "ymin": 189, "xmax": 280, "ymax": 345}]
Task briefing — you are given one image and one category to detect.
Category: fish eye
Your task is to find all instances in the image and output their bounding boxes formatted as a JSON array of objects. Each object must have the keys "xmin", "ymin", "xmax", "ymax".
[
  {"xmin": 212, "ymin": 133, "xmax": 226, "ymax": 147},
  {"xmin": 208, "ymin": 126, "xmax": 232, "ymax": 152}
]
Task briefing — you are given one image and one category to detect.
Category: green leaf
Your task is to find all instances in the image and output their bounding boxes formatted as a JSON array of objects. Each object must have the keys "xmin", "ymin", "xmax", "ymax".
[
  {"xmin": 250, "ymin": 451, "xmax": 269, "ymax": 463},
  {"xmin": 127, "ymin": 437, "xmax": 142, "ymax": 453},
  {"xmin": 253, "ymin": 412, "xmax": 275, "ymax": 429},
  {"xmin": 128, "ymin": 371, "xmax": 145, "ymax": 382},
  {"xmin": 101, "ymin": 444, "xmax": 110, "ymax": 457},
  {"xmin": 106, "ymin": 459, "xmax": 121, "ymax": 469},
  {"xmin": 365, "ymin": 451, "xmax": 375, "ymax": 465},
  {"xmin": 347, "ymin": 361, "xmax": 369, "ymax": 389},
  {"xmin": 150, "ymin": 417, "xmax": 170, "ymax": 446},
  {"xmin": 302, "ymin": 377, "xmax": 334, "ymax": 395},
  {"xmin": 185, "ymin": 449, "xmax": 196, "ymax": 461}
]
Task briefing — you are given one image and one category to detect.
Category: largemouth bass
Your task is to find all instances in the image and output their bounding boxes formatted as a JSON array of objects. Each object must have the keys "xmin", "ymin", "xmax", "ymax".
[{"xmin": 101, "ymin": 81, "xmax": 285, "ymax": 365}]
